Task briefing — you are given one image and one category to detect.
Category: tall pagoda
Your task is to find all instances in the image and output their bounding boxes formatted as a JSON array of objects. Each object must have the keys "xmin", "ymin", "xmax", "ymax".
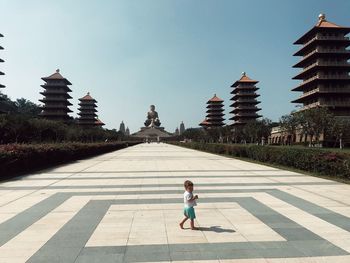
[
  {"xmin": 0, "ymin": 33, "xmax": 4, "ymax": 93},
  {"xmin": 39, "ymin": 69, "xmax": 73, "ymax": 121},
  {"xmin": 179, "ymin": 121, "xmax": 185, "ymax": 134},
  {"xmin": 125, "ymin": 127, "xmax": 130, "ymax": 136},
  {"xmin": 199, "ymin": 94, "xmax": 225, "ymax": 128},
  {"xmin": 230, "ymin": 72, "xmax": 261, "ymax": 126},
  {"xmin": 292, "ymin": 14, "xmax": 350, "ymax": 116},
  {"xmin": 78, "ymin": 92, "xmax": 103, "ymax": 127},
  {"xmin": 119, "ymin": 121, "xmax": 126, "ymax": 134}
]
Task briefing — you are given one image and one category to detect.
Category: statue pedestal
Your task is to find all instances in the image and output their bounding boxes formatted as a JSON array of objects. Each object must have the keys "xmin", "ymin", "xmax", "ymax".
[
  {"xmin": 132, "ymin": 126, "xmax": 171, "ymax": 139},
  {"xmin": 140, "ymin": 126, "xmax": 165, "ymax": 132}
]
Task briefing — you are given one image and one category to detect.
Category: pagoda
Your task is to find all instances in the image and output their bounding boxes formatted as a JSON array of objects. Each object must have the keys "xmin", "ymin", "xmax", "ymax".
[
  {"xmin": 119, "ymin": 121, "xmax": 126, "ymax": 134},
  {"xmin": 199, "ymin": 94, "xmax": 225, "ymax": 128},
  {"xmin": 95, "ymin": 118, "xmax": 105, "ymax": 127},
  {"xmin": 78, "ymin": 92, "xmax": 103, "ymax": 127},
  {"xmin": 0, "ymin": 33, "xmax": 4, "ymax": 93},
  {"xmin": 179, "ymin": 121, "xmax": 185, "ymax": 134},
  {"xmin": 39, "ymin": 69, "xmax": 72, "ymax": 121},
  {"xmin": 230, "ymin": 72, "xmax": 261, "ymax": 126},
  {"xmin": 292, "ymin": 14, "xmax": 350, "ymax": 116}
]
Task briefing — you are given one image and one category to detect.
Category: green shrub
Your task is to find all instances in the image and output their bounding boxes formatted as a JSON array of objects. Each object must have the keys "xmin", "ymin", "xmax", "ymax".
[
  {"xmin": 168, "ymin": 142, "xmax": 350, "ymax": 179},
  {"xmin": 0, "ymin": 142, "xmax": 140, "ymax": 179}
]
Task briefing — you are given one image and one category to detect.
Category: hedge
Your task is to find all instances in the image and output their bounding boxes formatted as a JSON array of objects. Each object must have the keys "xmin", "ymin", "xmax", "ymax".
[
  {"xmin": 168, "ymin": 142, "xmax": 350, "ymax": 179},
  {"xmin": 0, "ymin": 142, "xmax": 141, "ymax": 179}
]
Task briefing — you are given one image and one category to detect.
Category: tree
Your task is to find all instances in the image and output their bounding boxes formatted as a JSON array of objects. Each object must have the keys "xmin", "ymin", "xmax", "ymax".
[
  {"xmin": 182, "ymin": 128, "xmax": 207, "ymax": 142},
  {"xmin": 279, "ymin": 112, "xmax": 299, "ymax": 145},
  {"xmin": 327, "ymin": 117, "xmax": 350, "ymax": 149},
  {"xmin": 257, "ymin": 118, "xmax": 272, "ymax": 144},
  {"xmin": 298, "ymin": 107, "xmax": 333, "ymax": 145},
  {"xmin": 241, "ymin": 119, "xmax": 272, "ymax": 144},
  {"xmin": 15, "ymin": 98, "xmax": 41, "ymax": 116},
  {"xmin": 0, "ymin": 93, "xmax": 17, "ymax": 113}
]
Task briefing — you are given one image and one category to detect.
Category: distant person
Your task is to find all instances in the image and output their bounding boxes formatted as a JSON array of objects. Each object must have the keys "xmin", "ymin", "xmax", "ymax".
[{"xmin": 179, "ymin": 180, "xmax": 198, "ymax": 230}]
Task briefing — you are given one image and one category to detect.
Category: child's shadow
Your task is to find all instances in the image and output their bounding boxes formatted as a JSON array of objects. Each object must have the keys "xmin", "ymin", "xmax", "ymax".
[{"xmin": 198, "ymin": 226, "xmax": 235, "ymax": 233}]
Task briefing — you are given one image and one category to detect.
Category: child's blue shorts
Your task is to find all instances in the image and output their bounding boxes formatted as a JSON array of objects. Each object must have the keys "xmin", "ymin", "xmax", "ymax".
[{"xmin": 184, "ymin": 207, "xmax": 196, "ymax": 220}]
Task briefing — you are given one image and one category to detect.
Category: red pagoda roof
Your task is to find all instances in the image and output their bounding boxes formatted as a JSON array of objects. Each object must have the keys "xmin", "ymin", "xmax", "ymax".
[
  {"xmin": 207, "ymin": 94, "xmax": 224, "ymax": 103},
  {"xmin": 315, "ymin": 16, "xmax": 341, "ymax": 28},
  {"xmin": 95, "ymin": 118, "xmax": 105, "ymax": 126},
  {"xmin": 79, "ymin": 92, "xmax": 97, "ymax": 102},
  {"xmin": 231, "ymin": 72, "xmax": 258, "ymax": 87},
  {"xmin": 294, "ymin": 14, "xmax": 350, "ymax": 44},
  {"xmin": 199, "ymin": 119, "xmax": 210, "ymax": 126},
  {"xmin": 42, "ymin": 69, "xmax": 72, "ymax": 85}
]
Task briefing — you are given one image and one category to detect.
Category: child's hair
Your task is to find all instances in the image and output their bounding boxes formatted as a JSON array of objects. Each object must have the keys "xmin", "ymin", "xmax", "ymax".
[{"xmin": 184, "ymin": 180, "xmax": 193, "ymax": 189}]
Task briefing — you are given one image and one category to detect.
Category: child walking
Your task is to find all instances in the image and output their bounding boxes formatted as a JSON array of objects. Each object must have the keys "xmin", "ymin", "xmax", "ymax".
[{"xmin": 179, "ymin": 180, "xmax": 198, "ymax": 230}]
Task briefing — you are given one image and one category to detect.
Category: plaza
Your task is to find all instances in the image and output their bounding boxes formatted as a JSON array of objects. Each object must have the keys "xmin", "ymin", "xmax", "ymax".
[{"xmin": 0, "ymin": 143, "xmax": 350, "ymax": 262}]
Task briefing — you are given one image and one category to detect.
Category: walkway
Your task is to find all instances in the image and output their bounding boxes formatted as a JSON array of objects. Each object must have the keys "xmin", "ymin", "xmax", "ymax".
[{"xmin": 0, "ymin": 143, "xmax": 350, "ymax": 262}]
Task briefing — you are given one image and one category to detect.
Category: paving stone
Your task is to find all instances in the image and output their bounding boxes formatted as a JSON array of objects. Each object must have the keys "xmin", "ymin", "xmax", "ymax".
[{"xmin": 0, "ymin": 143, "xmax": 349, "ymax": 262}]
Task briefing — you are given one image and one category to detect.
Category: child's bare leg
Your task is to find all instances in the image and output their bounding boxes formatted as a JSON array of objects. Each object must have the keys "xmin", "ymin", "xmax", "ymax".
[
  {"xmin": 179, "ymin": 217, "xmax": 188, "ymax": 229},
  {"xmin": 190, "ymin": 219, "xmax": 197, "ymax": 230}
]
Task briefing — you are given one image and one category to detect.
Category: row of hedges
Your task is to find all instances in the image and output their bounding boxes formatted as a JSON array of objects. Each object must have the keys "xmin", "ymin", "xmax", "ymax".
[
  {"xmin": 169, "ymin": 142, "xmax": 350, "ymax": 179},
  {"xmin": 0, "ymin": 142, "xmax": 141, "ymax": 179}
]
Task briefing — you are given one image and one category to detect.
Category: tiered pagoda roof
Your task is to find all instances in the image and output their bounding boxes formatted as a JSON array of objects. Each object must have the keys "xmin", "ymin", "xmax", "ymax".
[
  {"xmin": 292, "ymin": 14, "xmax": 350, "ymax": 116},
  {"xmin": 0, "ymin": 33, "xmax": 4, "ymax": 91},
  {"xmin": 199, "ymin": 94, "xmax": 225, "ymax": 128},
  {"xmin": 39, "ymin": 69, "xmax": 73, "ymax": 121},
  {"xmin": 95, "ymin": 118, "xmax": 105, "ymax": 127},
  {"xmin": 230, "ymin": 72, "xmax": 261, "ymax": 126},
  {"xmin": 78, "ymin": 92, "xmax": 104, "ymax": 127}
]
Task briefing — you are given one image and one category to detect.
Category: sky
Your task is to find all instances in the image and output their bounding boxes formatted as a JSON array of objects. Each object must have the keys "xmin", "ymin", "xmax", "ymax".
[{"xmin": 0, "ymin": 0, "xmax": 349, "ymax": 133}]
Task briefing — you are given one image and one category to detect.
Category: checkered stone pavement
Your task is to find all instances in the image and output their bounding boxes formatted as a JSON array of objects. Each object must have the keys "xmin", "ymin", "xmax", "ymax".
[{"xmin": 1, "ymin": 143, "xmax": 350, "ymax": 262}]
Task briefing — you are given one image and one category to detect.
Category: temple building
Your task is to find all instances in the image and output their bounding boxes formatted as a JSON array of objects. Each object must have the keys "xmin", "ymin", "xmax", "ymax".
[
  {"xmin": 39, "ymin": 69, "xmax": 72, "ymax": 121},
  {"xmin": 125, "ymin": 127, "xmax": 130, "ymax": 136},
  {"xmin": 199, "ymin": 94, "xmax": 225, "ymax": 129},
  {"xmin": 174, "ymin": 127, "xmax": 180, "ymax": 136},
  {"xmin": 78, "ymin": 92, "xmax": 104, "ymax": 127},
  {"xmin": 0, "ymin": 33, "xmax": 5, "ymax": 97},
  {"xmin": 0, "ymin": 33, "xmax": 5, "ymax": 113},
  {"xmin": 230, "ymin": 72, "xmax": 261, "ymax": 126},
  {"xmin": 179, "ymin": 121, "xmax": 185, "ymax": 134},
  {"xmin": 132, "ymin": 105, "xmax": 171, "ymax": 140},
  {"xmin": 292, "ymin": 14, "xmax": 350, "ymax": 116}
]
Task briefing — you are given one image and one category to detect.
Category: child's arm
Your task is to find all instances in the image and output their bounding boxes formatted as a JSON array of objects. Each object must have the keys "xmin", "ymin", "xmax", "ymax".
[{"xmin": 188, "ymin": 195, "xmax": 198, "ymax": 201}]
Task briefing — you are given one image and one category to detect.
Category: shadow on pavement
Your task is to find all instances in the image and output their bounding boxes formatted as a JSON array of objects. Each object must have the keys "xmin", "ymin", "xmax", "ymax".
[{"xmin": 198, "ymin": 226, "xmax": 235, "ymax": 233}]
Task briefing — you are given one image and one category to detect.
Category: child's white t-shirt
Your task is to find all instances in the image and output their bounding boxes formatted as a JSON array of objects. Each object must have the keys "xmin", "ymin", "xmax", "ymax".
[{"xmin": 184, "ymin": 191, "xmax": 197, "ymax": 208}]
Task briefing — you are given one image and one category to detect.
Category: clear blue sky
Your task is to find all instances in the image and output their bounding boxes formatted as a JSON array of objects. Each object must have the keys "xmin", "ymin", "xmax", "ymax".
[{"xmin": 0, "ymin": 0, "xmax": 349, "ymax": 132}]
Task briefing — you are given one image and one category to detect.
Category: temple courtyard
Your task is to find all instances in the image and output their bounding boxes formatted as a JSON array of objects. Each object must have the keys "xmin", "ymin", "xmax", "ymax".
[{"xmin": 1, "ymin": 143, "xmax": 350, "ymax": 262}]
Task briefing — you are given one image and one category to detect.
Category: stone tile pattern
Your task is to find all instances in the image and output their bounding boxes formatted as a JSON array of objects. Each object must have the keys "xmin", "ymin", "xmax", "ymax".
[{"xmin": 0, "ymin": 143, "xmax": 350, "ymax": 262}]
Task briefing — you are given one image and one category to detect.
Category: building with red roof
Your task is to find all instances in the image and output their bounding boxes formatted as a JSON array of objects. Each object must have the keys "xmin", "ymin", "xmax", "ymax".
[
  {"xmin": 0, "ymin": 33, "xmax": 5, "ymax": 113},
  {"xmin": 292, "ymin": 14, "xmax": 350, "ymax": 116},
  {"xmin": 230, "ymin": 72, "xmax": 261, "ymax": 126},
  {"xmin": 0, "ymin": 33, "xmax": 4, "ymax": 92},
  {"xmin": 39, "ymin": 69, "xmax": 73, "ymax": 121},
  {"xmin": 199, "ymin": 94, "xmax": 225, "ymax": 128},
  {"xmin": 78, "ymin": 92, "xmax": 104, "ymax": 127}
]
